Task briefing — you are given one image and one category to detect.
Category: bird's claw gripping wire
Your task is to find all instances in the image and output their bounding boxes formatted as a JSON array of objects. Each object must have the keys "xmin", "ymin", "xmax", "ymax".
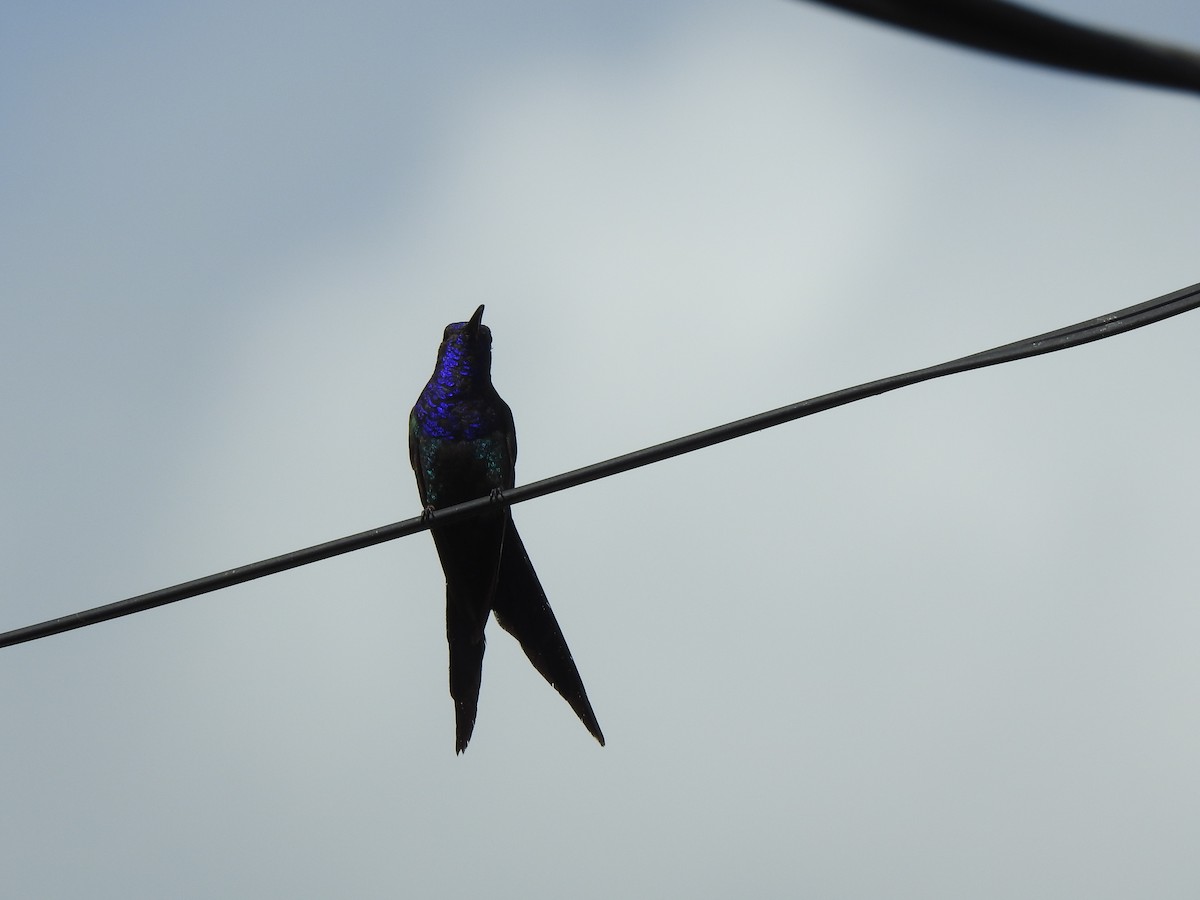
[{"xmin": 421, "ymin": 491, "xmax": 502, "ymax": 526}]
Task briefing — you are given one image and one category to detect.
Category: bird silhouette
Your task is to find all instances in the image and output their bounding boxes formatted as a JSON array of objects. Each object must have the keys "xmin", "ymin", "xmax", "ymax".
[{"xmin": 409, "ymin": 305, "xmax": 604, "ymax": 753}]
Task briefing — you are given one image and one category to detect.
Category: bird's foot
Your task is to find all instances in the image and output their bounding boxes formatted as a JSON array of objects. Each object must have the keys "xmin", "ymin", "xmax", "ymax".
[
  {"xmin": 488, "ymin": 487, "xmax": 505, "ymax": 504},
  {"xmin": 420, "ymin": 504, "xmax": 437, "ymax": 522}
]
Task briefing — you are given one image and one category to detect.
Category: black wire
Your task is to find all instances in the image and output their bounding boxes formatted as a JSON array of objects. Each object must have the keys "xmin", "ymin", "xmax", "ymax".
[
  {"xmin": 804, "ymin": 0, "xmax": 1200, "ymax": 96},
  {"xmin": 2, "ymin": 279, "xmax": 1197, "ymax": 651}
]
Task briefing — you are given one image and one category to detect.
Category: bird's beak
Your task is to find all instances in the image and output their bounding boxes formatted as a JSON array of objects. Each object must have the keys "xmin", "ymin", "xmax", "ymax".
[{"xmin": 466, "ymin": 304, "xmax": 485, "ymax": 336}]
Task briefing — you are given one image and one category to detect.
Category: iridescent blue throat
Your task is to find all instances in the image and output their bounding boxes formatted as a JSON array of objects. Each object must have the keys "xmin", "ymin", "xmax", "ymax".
[{"xmin": 413, "ymin": 332, "xmax": 492, "ymax": 440}]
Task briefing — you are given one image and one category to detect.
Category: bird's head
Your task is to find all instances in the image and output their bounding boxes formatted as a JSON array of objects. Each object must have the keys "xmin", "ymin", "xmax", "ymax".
[{"xmin": 435, "ymin": 304, "xmax": 493, "ymax": 380}]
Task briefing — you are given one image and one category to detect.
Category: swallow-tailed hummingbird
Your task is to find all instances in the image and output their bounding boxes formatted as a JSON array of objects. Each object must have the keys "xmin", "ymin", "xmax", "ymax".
[{"xmin": 409, "ymin": 305, "xmax": 604, "ymax": 753}]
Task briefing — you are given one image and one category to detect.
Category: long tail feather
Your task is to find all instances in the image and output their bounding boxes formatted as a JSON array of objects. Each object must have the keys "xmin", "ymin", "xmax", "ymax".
[
  {"xmin": 433, "ymin": 514, "xmax": 504, "ymax": 754},
  {"xmin": 491, "ymin": 518, "xmax": 605, "ymax": 746}
]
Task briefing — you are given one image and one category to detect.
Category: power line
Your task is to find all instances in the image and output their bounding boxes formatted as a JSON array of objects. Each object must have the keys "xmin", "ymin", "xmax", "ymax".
[
  {"xmin": 804, "ymin": 0, "xmax": 1200, "ymax": 96},
  {"xmin": 2, "ymin": 278, "xmax": 1198, "ymax": 652}
]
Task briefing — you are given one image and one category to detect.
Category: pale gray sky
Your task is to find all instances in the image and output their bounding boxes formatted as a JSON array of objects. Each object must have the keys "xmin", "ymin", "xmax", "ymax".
[{"xmin": 3, "ymin": 2, "xmax": 1199, "ymax": 897}]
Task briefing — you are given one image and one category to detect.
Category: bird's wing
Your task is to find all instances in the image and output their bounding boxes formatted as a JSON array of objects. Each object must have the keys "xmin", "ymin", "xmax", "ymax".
[{"xmin": 407, "ymin": 413, "xmax": 430, "ymax": 503}]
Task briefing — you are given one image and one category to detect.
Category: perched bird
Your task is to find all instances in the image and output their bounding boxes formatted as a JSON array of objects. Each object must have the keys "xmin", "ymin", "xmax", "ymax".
[{"xmin": 409, "ymin": 305, "xmax": 604, "ymax": 753}]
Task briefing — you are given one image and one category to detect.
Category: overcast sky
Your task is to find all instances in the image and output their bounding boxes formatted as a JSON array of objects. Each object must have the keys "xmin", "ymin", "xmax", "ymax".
[{"xmin": 3, "ymin": 1, "xmax": 1199, "ymax": 897}]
